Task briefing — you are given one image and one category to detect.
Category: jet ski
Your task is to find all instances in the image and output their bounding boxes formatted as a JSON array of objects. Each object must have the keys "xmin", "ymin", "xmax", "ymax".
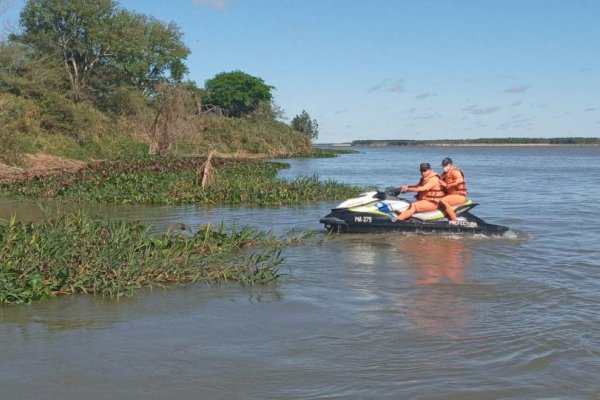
[{"xmin": 320, "ymin": 191, "xmax": 509, "ymax": 235}]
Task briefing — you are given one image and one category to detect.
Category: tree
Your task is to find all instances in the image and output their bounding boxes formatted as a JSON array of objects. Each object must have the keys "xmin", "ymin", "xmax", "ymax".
[
  {"xmin": 19, "ymin": 0, "xmax": 119, "ymax": 99},
  {"xmin": 107, "ymin": 10, "xmax": 189, "ymax": 92},
  {"xmin": 245, "ymin": 100, "xmax": 285, "ymax": 122},
  {"xmin": 0, "ymin": 42, "xmax": 67, "ymax": 98},
  {"xmin": 203, "ymin": 70, "xmax": 274, "ymax": 117},
  {"xmin": 148, "ymin": 82, "xmax": 193, "ymax": 155},
  {"xmin": 18, "ymin": 0, "xmax": 190, "ymax": 101},
  {"xmin": 291, "ymin": 110, "xmax": 319, "ymax": 140}
]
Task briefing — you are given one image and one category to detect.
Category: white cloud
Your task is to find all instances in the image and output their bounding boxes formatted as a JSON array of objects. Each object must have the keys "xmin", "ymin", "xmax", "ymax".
[
  {"xmin": 499, "ymin": 114, "xmax": 534, "ymax": 130},
  {"xmin": 368, "ymin": 79, "xmax": 405, "ymax": 94},
  {"xmin": 414, "ymin": 92, "xmax": 436, "ymax": 100},
  {"xmin": 408, "ymin": 112, "xmax": 442, "ymax": 121},
  {"xmin": 193, "ymin": 0, "xmax": 234, "ymax": 11},
  {"xmin": 462, "ymin": 105, "xmax": 501, "ymax": 115},
  {"xmin": 503, "ymin": 85, "xmax": 530, "ymax": 93}
]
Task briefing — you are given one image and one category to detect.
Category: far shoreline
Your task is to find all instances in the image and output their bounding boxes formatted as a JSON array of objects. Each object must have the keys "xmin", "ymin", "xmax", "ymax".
[
  {"xmin": 329, "ymin": 143, "xmax": 600, "ymax": 147},
  {"xmin": 318, "ymin": 137, "xmax": 600, "ymax": 147}
]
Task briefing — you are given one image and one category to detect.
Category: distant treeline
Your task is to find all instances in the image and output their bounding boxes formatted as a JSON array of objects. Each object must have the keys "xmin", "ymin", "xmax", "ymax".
[{"xmin": 352, "ymin": 137, "xmax": 600, "ymax": 146}]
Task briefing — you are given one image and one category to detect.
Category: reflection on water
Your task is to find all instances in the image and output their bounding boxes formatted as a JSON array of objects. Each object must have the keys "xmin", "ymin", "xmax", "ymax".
[
  {"xmin": 395, "ymin": 237, "xmax": 473, "ymax": 335},
  {"xmin": 0, "ymin": 199, "xmax": 55, "ymax": 223},
  {"xmin": 400, "ymin": 236, "xmax": 471, "ymax": 285}
]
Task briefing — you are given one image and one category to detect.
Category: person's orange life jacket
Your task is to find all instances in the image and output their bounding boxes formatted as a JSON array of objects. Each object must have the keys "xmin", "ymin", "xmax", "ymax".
[
  {"xmin": 417, "ymin": 173, "xmax": 445, "ymax": 201},
  {"xmin": 441, "ymin": 167, "xmax": 468, "ymax": 196}
]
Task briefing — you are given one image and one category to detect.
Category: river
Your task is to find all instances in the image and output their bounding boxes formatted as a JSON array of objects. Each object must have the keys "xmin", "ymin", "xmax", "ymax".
[{"xmin": 1, "ymin": 146, "xmax": 599, "ymax": 399}]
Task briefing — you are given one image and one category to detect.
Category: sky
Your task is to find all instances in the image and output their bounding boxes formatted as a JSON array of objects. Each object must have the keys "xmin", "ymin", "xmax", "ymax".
[{"xmin": 2, "ymin": 0, "xmax": 600, "ymax": 143}]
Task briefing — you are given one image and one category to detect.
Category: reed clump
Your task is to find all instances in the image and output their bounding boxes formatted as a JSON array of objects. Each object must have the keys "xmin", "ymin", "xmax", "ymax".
[
  {"xmin": 0, "ymin": 156, "xmax": 361, "ymax": 205},
  {"xmin": 0, "ymin": 212, "xmax": 296, "ymax": 305}
]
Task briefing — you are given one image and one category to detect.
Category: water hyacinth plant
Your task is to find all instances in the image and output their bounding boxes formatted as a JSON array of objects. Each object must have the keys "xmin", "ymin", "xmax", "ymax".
[
  {"xmin": 0, "ymin": 156, "xmax": 361, "ymax": 205},
  {"xmin": 0, "ymin": 212, "xmax": 301, "ymax": 305}
]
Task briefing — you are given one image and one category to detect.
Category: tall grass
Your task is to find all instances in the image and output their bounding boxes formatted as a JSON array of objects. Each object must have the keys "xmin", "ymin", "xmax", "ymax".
[
  {"xmin": 0, "ymin": 92, "xmax": 149, "ymax": 164},
  {"xmin": 0, "ymin": 211, "xmax": 299, "ymax": 305},
  {"xmin": 0, "ymin": 90, "xmax": 318, "ymax": 166},
  {"xmin": 190, "ymin": 117, "xmax": 314, "ymax": 155}
]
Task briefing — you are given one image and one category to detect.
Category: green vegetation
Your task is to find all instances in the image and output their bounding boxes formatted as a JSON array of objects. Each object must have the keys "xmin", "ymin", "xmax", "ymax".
[
  {"xmin": 291, "ymin": 148, "xmax": 360, "ymax": 158},
  {"xmin": 0, "ymin": 211, "xmax": 306, "ymax": 305},
  {"xmin": 0, "ymin": 0, "xmax": 322, "ymax": 167},
  {"xmin": 291, "ymin": 110, "xmax": 319, "ymax": 140},
  {"xmin": 192, "ymin": 117, "xmax": 312, "ymax": 155},
  {"xmin": 0, "ymin": 1, "xmax": 353, "ymax": 306},
  {"xmin": 203, "ymin": 70, "xmax": 275, "ymax": 118},
  {"xmin": 352, "ymin": 137, "xmax": 600, "ymax": 146},
  {"xmin": 18, "ymin": 0, "xmax": 188, "ymax": 99},
  {"xmin": 0, "ymin": 157, "xmax": 361, "ymax": 205}
]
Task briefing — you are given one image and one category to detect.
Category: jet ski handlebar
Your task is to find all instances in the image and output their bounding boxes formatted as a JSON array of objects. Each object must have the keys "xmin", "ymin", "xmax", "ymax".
[
  {"xmin": 374, "ymin": 191, "xmax": 387, "ymax": 200},
  {"xmin": 374, "ymin": 189, "xmax": 406, "ymax": 200}
]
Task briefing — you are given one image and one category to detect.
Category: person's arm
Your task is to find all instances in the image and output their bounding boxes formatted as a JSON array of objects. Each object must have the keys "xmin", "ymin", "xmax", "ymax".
[
  {"xmin": 445, "ymin": 170, "xmax": 464, "ymax": 189},
  {"xmin": 401, "ymin": 182, "xmax": 419, "ymax": 192},
  {"xmin": 403, "ymin": 178, "xmax": 437, "ymax": 193}
]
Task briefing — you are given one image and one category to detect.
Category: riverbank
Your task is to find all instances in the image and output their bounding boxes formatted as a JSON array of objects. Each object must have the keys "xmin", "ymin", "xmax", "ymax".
[{"xmin": 0, "ymin": 153, "xmax": 87, "ymax": 184}]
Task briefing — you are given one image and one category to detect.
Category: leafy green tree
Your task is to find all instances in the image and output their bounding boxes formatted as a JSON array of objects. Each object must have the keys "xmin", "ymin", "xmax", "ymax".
[
  {"xmin": 0, "ymin": 42, "xmax": 67, "ymax": 98},
  {"xmin": 17, "ymin": 0, "xmax": 189, "ymax": 101},
  {"xmin": 94, "ymin": 10, "xmax": 190, "ymax": 114},
  {"xmin": 19, "ymin": 0, "xmax": 119, "ymax": 99},
  {"xmin": 107, "ymin": 10, "xmax": 189, "ymax": 91},
  {"xmin": 291, "ymin": 110, "xmax": 319, "ymax": 140},
  {"xmin": 204, "ymin": 70, "xmax": 274, "ymax": 117}
]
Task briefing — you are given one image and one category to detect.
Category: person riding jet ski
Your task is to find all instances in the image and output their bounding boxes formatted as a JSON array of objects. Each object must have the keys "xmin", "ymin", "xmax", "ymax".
[
  {"xmin": 396, "ymin": 162, "xmax": 445, "ymax": 221},
  {"xmin": 439, "ymin": 157, "xmax": 468, "ymax": 222},
  {"xmin": 319, "ymin": 160, "xmax": 509, "ymax": 234}
]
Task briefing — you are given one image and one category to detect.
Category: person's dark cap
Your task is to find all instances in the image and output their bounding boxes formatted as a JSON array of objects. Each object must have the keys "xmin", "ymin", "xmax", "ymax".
[
  {"xmin": 419, "ymin": 162, "xmax": 431, "ymax": 172},
  {"xmin": 441, "ymin": 157, "xmax": 453, "ymax": 166}
]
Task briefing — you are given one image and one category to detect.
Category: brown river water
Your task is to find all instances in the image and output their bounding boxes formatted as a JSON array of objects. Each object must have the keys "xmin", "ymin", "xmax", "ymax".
[{"xmin": 1, "ymin": 146, "xmax": 599, "ymax": 399}]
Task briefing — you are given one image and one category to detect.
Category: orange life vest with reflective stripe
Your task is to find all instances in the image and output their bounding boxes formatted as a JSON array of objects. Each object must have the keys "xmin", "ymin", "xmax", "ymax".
[
  {"xmin": 417, "ymin": 173, "xmax": 445, "ymax": 201},
  {"xmin": 441, "ymin": 167, "xmax": 468, "ymax": 196}
]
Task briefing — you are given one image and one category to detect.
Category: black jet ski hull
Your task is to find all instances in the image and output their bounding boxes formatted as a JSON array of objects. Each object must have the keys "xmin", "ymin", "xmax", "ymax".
[{"xmin": 320, "ymin": 210, "xmax": 509, "ymax": 235}]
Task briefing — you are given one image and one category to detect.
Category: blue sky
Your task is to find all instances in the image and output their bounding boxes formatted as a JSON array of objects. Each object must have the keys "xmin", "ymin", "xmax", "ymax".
[{"xmin": 2, "ymin": 0, "xmax": 600, "ymax": 143}]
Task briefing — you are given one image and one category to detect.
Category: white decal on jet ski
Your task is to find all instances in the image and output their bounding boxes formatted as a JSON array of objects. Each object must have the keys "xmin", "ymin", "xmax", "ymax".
[
  {"xmin": 354, "ymin": 216, "xmax": 373, "ymax": 223},
  {"xmin": 449, "ymin": 220, "xmax": 478, "ymax": 227}
]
